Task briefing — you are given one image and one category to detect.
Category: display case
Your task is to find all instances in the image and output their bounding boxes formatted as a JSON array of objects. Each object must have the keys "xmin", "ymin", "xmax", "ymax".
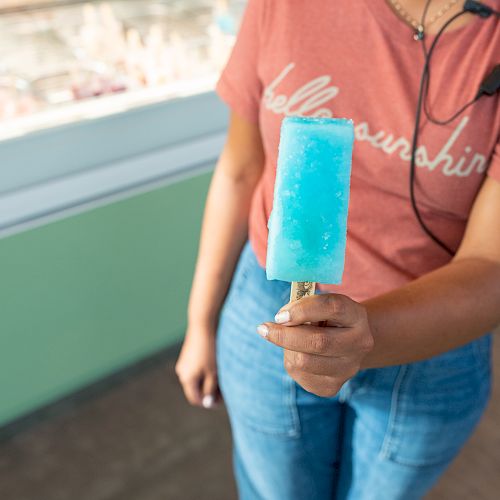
[
  {"xmin": 0, "ymin": 0, "xmax": 242, "ymax": 138},
  {"xmin": 0, "ymin": 0, "xmax": 243, "ymax": 237},
  {"xmin": 0, "ymin": 0, "xmax": 248, "ymax": 427}
]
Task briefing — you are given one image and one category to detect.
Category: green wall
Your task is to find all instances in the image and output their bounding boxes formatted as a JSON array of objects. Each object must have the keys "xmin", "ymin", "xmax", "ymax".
[{"xmin": 0, "ymin": 173, "xmax": 211, "ymax": 427}]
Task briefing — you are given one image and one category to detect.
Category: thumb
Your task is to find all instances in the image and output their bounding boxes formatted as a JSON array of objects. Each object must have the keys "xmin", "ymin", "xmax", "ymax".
[{"xmin": 201, "ymin": 372, "xmax": 219, "ymax": 409}]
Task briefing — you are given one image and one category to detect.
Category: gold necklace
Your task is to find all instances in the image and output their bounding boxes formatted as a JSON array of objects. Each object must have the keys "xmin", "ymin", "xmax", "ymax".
[{"xmin": 387, "ymin": 0, "xmax": 460, "ymax": 40}]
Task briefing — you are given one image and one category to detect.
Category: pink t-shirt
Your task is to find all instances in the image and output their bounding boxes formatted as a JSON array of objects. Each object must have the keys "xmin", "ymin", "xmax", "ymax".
[{"xmin": 216, "ymin": 0, "xmax": 500, "ymax": 301}]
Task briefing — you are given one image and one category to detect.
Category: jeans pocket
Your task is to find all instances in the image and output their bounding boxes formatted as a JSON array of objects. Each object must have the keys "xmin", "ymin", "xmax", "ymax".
[
  {"xmin": 379, "ymin": 343, "xmax": 491, "ymax": 467},
  {"xmin": 220, "ymin": 364, "xmax": 300, "ymax": 438},
  {"xmin": 218, "ymin": 322, "xmax": 300, "ymax": 437},
  {"xmin": 216, "ymin": 243, "xmax": 300, "ymax": 438}
]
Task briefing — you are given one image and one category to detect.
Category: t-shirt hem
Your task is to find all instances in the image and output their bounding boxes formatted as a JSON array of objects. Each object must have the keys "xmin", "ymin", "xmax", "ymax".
[{"xmin": 248, "ymin": 235, "xmax": 267, "ymax": 270}]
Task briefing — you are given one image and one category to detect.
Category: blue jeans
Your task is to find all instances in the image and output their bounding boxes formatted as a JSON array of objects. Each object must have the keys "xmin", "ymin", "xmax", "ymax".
[{"xmin": 216, "ymin": 242, "xmax": 492, "ymax": 500}]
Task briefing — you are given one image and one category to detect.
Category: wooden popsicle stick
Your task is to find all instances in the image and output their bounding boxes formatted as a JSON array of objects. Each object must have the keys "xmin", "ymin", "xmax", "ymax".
[{"xmin": 290, "ymin": 281, "xmax": 316, "ymax": 302}]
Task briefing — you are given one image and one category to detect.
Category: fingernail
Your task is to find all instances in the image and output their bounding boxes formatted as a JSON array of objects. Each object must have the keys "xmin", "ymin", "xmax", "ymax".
[
  {"xmin": 257, "ymin": 324, "xmax": 269, "ymax": 338},
  {"xmin": 202, "ymin": 394, "xmax": 215, "ymax": 409},
  {"xmin": 275, "ymin": 310, "xmax": 290, "ymax": 324}
]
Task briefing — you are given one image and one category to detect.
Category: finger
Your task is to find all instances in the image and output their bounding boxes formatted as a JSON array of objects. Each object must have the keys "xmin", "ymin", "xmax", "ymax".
[
  {"xmin": 274, "ymin": 294, "xmax": 362, "ymax": 327},
  {"xmin": 202, "ymin": 372, "xmax": 219, "ymax": 409},
  {"xmin": 284, "ymin": 349, "xmax": 357, "ymax": 377},
  {"xmin": 181, "ymin": 376, "xmax": 203, "ymax": 406},
  {"xmin": 286, "ymin": 369, "xmax": 343, "ymax": 399},
  {"xmin": 257, "ymin": 322, "xmax": 361, "ymax": 356}
]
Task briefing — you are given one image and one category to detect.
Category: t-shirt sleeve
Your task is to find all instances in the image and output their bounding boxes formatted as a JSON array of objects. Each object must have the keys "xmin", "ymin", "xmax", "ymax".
[
  {"xmin": 486, "ymin": 139, "xmax": 500, "ymax": 183},
  {"xmin": 216, "ymin": 0, "xmax": 263, "ymax": 123}
]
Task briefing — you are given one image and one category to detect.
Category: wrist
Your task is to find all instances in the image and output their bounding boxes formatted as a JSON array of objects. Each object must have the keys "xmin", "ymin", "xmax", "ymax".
[
  {"xmin": 187, "ymin": 311, "xmax": 218, "ymax": 332},
  {"xmin": 187, "ymin": 291, "xmax": 222, "ymax": 331},
  {"xmin": 358, "ymin": 304, "xmax": 378, "ymax": 370}
]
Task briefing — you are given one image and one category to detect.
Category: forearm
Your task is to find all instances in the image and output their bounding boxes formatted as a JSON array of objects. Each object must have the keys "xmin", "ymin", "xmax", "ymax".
[
  {"xmin": 362, "ymin": 257, "xmax": 500, "ymax": 368},
  {"xmin": 187, "ymin": 162, "xmax": 260, "ymax": 330}
]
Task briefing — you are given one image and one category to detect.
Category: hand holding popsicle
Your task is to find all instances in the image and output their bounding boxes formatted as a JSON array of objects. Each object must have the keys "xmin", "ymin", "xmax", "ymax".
[
  {"xmin": 257, "ymin": 294, "xmax": 373, "ymax": 398},
  {"xmin": 262, "ymin": 116, "xmax": 373, "ymax": 397}
]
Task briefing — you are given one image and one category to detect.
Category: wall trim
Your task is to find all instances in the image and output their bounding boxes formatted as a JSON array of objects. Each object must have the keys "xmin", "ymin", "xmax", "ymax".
[{"xmin": 0, "ymin": 132, "xmax": 223, "ymax": 239}]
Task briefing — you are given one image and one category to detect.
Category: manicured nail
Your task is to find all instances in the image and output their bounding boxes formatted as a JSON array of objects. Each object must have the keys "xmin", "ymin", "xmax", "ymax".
[
  {"xmin": 202, "ymin": 394, "xmax": 215, "ymax": 409},
  {"xmin": 275, "ymin": 310, "xmax": 290, "ymax": 324},
  {"xmin": 257, "ymin": 324, "xmax": 269, "ymax": 338}
]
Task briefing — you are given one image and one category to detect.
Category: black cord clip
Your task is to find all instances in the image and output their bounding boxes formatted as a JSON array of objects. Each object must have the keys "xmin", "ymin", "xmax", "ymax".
[
  {"xmin": 463, "ymin": 0, "xmax": 496, "ymax": 18},
  {"xmin": 477, "ymin": 65, "xmax": 500, "ymax": 98}
]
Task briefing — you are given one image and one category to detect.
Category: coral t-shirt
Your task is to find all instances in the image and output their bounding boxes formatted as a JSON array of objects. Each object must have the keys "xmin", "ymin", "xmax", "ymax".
[{"xmin": 216, "ymin": 0, "xmax": 500, "ymax": 301}]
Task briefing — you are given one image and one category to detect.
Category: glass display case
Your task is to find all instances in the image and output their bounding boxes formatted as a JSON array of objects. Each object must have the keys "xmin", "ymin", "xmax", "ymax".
[
  {"xmin": 0, "ymin": 0, "xmax": 243, "ymax": 238},
  {"xmin": 0, "ymin": 0, "xmax": 244, "ymax": 140}
]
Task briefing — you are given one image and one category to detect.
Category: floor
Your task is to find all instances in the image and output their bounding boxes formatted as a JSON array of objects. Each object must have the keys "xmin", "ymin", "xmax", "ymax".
[{"xmin": 1, "ymin": 340, "xmax": 499, "ymax": 500}]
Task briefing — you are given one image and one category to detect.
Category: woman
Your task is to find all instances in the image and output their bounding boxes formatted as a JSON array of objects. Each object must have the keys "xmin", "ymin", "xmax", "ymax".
[{"xmin": 176, "ymin": 0, "xmax": 500, "ymax": 498}]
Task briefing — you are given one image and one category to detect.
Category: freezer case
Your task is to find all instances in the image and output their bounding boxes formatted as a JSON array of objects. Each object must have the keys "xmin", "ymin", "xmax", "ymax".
[
  {"xmin": 0, "ymin": 0, "xmax": 244, "ymax": 428},
  {"xmin": 0, "ymin": 0, "xmax": 244, "ymax": 236}
]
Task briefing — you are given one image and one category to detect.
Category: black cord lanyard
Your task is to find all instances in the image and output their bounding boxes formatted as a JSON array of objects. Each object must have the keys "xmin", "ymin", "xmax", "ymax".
[{"xmin": 409, "ymin": 1, "xmax": 499, "ymax": 255}]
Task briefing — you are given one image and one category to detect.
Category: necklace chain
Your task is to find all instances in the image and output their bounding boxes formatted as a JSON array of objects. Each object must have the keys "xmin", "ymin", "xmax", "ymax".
[{"xmin": 387, "ymin": 0, "xmax": 460, "ymax": 39}]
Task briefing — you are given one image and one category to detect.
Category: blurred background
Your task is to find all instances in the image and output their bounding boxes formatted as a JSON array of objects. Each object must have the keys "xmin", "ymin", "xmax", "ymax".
[{"xmin": 0, "ymin": 1, "xmax": 498, "ymax": 499}]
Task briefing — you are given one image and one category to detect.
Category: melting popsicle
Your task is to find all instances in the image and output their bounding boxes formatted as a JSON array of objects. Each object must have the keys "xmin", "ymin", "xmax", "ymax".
[{"xmin": 266, "ymin": 116, "xmax": 354, "ymax": 301}]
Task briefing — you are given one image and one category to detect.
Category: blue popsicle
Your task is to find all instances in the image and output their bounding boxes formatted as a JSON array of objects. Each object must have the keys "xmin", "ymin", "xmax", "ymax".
[{"xmin": 266, "ymin": 116, "xmax": 354, "ymax": 285}]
